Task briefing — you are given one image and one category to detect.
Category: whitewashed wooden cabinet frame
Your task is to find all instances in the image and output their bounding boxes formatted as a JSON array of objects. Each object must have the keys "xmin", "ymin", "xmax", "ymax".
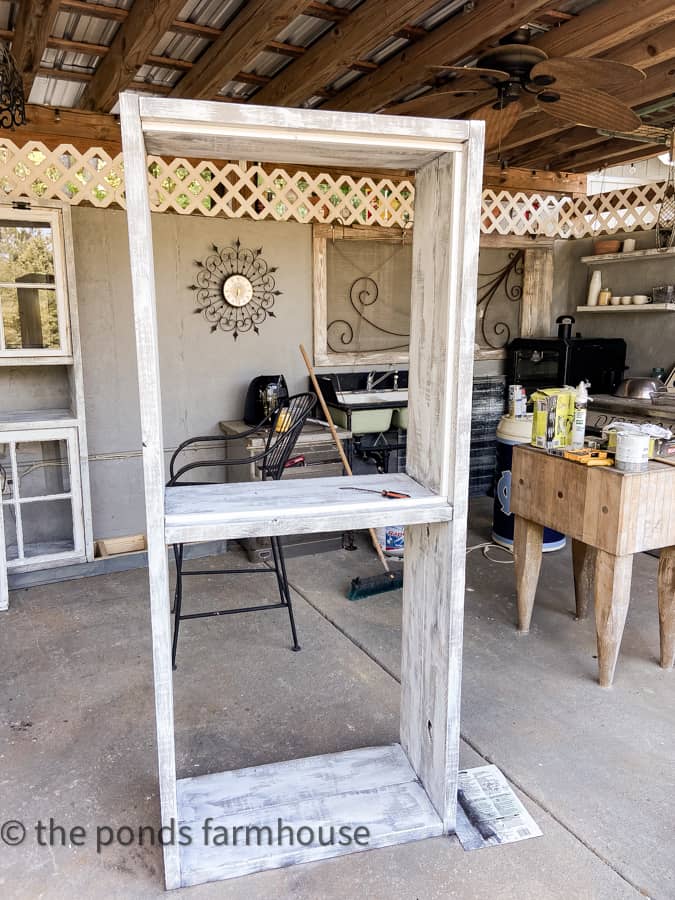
[{"xmin": 120, "ymin": 94, "xmax": 484, "ymax": 890}]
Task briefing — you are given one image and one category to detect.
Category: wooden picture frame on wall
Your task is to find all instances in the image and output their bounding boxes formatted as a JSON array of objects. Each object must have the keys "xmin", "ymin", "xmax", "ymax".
[{"xmin": 312, "ymin": 222, "xmax": 413, "ymax": 367}]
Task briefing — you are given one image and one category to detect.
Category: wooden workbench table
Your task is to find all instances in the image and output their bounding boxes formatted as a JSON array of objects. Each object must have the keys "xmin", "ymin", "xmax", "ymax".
[{"xmin": 511, "ymin": 445, "xmax": 675, "ymax": 687}]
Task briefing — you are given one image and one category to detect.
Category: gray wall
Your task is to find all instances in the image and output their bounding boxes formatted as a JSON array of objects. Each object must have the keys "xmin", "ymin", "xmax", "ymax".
[
  {"xmin": 71, "ymin": 207, "xmax": 313, "ymax": 538},
  {"xmin": 553, "ymin": 230, "xmax": 675, "ymax": 379}
]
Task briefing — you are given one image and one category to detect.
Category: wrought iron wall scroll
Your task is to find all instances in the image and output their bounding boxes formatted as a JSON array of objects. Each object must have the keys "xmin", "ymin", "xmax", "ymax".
[
  {"xmin": 327, "ymin": 276, "xmax": 410, "ymax": 353},
  {"xmin": 189, "ymin": 238, "xmax": 280, "ymax": 340},
  {"xmin": 476, "ymin": 249, "xmax": 524, "ymax": 351}
]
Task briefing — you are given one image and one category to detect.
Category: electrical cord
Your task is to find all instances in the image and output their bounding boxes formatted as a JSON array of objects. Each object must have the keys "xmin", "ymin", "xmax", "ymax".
[{"xmin": 466, "ymin": 541, "xmax": 514, "ymax": 564}]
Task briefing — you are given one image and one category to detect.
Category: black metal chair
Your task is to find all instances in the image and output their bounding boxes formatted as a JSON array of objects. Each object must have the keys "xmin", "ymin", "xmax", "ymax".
[{"xmin": 167, "ymin": 392, "xmax": 316, "ymax": 669}]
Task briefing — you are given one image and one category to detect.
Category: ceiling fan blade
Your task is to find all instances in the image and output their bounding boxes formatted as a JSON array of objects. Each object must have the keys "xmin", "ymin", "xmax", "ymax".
[
  {"xmin": 536, "ymin": 88, "xmax": 641, "ymax": 133},
  {"xmin": 385, "ymin": 88, "xmax": 495, "ymax": 117},
  {"xmin": 531, "ymin": 58, "xmax": 646, "ymax": 93},
  {"xmin": 469, "ymin": 101, "xmax": 522, "ymax": 151},
  {"xmin": 429, "ymin": 65, "xmax": 510, "ymax": 91}
]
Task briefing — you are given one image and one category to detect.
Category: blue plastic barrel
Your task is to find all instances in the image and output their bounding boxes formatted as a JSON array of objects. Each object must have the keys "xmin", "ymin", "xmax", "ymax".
[{"xmin": 492, "ymin": 415, "xmax": 566, "ymax": 552}]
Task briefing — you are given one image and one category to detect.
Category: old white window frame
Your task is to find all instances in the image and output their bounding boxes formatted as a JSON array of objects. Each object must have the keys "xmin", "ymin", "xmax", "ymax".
[{"xmin": 0, "ymin": 205, "xmax": 73, "ymax": 363}]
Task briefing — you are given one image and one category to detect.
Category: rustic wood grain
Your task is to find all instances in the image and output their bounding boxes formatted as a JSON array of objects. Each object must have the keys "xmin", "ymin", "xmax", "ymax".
[
  {"xmin": 572, "ymin": 539, "xmax": 596, "ymax": 620},
  {"xmin": 594, "ymin": 551, "xmax": 633, "ymax": 688},
  {"xmin": 514, "ymin": 515, "xmax": 544, "ymax": 633},
  {"xmin": 657, "ymin": 546, "xmax": 675, "ymax": 669},
  {"xmin": 521, "ymin": 248, "xmax": 553, "ymax": 338},
  {"xmin": 118, "ymin": 92, "xmax": 180, "ymax": 890},
  {"xmin": 11, "ymin": 0, "xmax": 60, "ymax": 93}
]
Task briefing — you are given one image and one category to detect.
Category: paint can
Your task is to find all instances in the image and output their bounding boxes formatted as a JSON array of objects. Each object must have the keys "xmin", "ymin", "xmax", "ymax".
[
  {"xmin": 375, "ymin": 525, "xmax": 404, "ymax": 557},
  {"xmin": 492, "ymin": 415, "xmax": 566, "ymax": 552},
  {"xmin": 615, "ymin": 431, "xmax": 650, "ymax": 472}
]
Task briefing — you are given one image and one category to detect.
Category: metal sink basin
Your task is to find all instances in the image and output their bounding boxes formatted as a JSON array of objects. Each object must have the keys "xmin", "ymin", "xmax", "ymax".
[
  {"xmin": 335, "ymin": 389, "xmax": 408, "ymax": 405},
  {"xmin": 329, "ymin": 389, "xmax": 408, "ymax": 433}
]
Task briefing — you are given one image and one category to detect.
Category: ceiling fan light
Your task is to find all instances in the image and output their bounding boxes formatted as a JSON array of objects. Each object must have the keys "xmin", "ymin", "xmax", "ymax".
[
  {"xmin": 0, "ymin": 42, "xmax": 26, "ymax": 129},
  {"xmin": 532, "ymin": 74, "xmax": 556, "ymax": 86},
  {"xmin": 537, "ymin": 91, "xmax": 560, "ymax": 103}
]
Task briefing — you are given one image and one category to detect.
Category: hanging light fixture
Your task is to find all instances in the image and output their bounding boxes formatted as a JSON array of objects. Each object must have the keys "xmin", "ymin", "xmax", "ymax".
[{"xmin": 0, "ymin": 41, "xmax": 25, "ymax": 129}]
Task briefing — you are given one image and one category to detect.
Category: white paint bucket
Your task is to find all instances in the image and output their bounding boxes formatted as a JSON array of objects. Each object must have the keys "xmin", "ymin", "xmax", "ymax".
[
  {"xmin": 615, "ymin": 431, "xmax": 650, "ymax": 472},
  {"xmin": 375, "ymin": 525, "xmax": 404, "ymax": 557}
]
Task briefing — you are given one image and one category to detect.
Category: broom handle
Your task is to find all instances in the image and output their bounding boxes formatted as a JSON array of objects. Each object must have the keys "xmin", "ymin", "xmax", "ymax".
[{"xmin": 299, "ymin": 344, "xmax": 391, "ymax": 574}]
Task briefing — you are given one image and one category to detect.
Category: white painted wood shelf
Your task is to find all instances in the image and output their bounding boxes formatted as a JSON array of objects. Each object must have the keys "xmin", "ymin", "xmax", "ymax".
[
  {"xmin": 165, "ymin": 473, "xmax": 452, "ymax": 544},
  {"xmin": 0, "ymin": 408, "xmax": 78, "ymax": 430},
  {"xmin": 176, "ymin": 744, "xmax": 443, "ymax": 887},
  {"xmin": 575, "ymin": 304, "xmax": 675, "ymax": 313},
  {"xmin": 580, "ymin": 247, "xmax": 675, "ymax": 265}
]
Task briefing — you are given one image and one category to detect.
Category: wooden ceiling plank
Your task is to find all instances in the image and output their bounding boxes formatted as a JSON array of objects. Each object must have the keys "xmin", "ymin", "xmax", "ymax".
[
  {"xmin": 604, "ymin": 20, "xmax": 675, "ymax": 69},
  {"xmin": 483, "ymin": 164, "xmax": 586, "ymax": 195},
  {"xmin": 253, "ymin": 0, "xmax": 442, "ymax": 108},
  {"xmin": 170, "ymin": 0, "xmax": 308, "ymax": 101},
  {"xmin": 59, "ymin": 0, "xmax": 128, "ymax": 23},
  {"xmin": 80, "ymin": 0, "xmax": 187, "ymax": 112},
  {"xmin": 12, "ymin": 0, "xmax": 61, "ymax": 93},
  {"xmin": 305, "ymin": 1, "xmax": 349, "ymax": 22},
  {"xmin": 535, "ymin": 0, "xmax": 675, "ymax": 58},
  {"xmin": 47, "ymin": 36, "xmax": 109, "ymax": 56},
  {"xmin": 559, "ymin": 138, "xmax": 665, "ymax": 172},
  {"xmin": 329, "ymin": 0, "xmax": 556, "ymax": 113}
]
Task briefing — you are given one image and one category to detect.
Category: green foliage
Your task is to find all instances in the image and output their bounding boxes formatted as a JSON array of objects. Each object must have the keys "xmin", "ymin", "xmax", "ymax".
[{"xmin": 0, "ymin": 225, "xmax": 58, "ymax": 350}]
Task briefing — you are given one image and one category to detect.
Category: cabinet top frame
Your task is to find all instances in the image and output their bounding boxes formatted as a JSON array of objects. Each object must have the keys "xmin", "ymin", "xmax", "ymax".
[{"xmin": 131, "ymin": 96, "xmax": 471, "ymax": 170}]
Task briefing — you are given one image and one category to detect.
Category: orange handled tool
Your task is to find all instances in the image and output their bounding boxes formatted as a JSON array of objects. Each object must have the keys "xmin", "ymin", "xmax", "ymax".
[{"xmin": 339, "ymin": 487, "xmax": 410, "ymax": 499}]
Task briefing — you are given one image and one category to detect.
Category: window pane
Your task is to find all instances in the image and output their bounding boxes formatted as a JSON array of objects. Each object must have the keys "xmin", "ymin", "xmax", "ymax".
[
  {"xmin": 2, "ymin": 503, "xmax": 18, "ymax": 560},
  {"xmin": 0, "ymin": 221, "xmax": 54, "ymax": 281},
  {"xmin": 1, "ymin": 286, "xmax": 59, "ymax": 349},
  {"xmin": 21, "ymin": 498, "xmax": 74, "ymax": 558},
  {"xmin": 15, "ymin": 439, "xmax": 70, "ymax": 498},
  {"xmin": 0, "ymin": 443, "xmax": 12, "ymax": 500}
]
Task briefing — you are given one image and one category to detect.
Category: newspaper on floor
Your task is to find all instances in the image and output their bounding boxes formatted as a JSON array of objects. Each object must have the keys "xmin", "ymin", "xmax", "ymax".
[{"xmin": 455, "ymin": 764, "xmax": 542, "ymax": 851}]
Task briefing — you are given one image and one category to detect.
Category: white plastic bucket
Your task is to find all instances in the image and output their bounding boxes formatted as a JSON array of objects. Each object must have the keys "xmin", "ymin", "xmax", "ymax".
[{"xmin": 615, "ymin": 431, "xmax": 650, "ymax": 472}]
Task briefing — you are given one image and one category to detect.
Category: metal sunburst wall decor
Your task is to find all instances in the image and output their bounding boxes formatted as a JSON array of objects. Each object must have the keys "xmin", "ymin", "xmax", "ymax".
[{"xmin": 189, "ymin": 238, "xmax": 281, "ymax": 340}]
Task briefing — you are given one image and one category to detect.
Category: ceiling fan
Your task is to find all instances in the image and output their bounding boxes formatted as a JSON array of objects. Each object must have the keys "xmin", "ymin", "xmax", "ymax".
[{"xmin": 385, "ymin": 28, "xmax": 646, "ymax": 152}]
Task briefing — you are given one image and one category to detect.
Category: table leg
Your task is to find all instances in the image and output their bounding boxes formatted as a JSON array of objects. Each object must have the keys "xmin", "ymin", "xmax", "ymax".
[
  {"xmin": 594, "ymin": 550, "xmax": 633, "ymax": 687},
  {"xmin": 514, "ymin": 515, "xmax": 543, "ymax": 634},
  {"xmin": 657, "ymin": 546, "xmax": 675, "ymax": 670},
  {"xmin": 572, "ymin": 539, "xmax": 596, "ymax": 620}
]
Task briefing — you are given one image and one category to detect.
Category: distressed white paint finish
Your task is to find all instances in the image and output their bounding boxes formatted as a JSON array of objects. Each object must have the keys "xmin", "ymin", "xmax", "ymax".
[
  {"xmin": 176, "ymin": 744, "xmax": 443, "ymax": 886},
  {"xmin": 138, "ymin": 98, "xmax": 467, "ymax": 169},
  {"xmin": 119, "ymin": 93, "xmax": 180, "ymax": 891},
  {"xmin": 0, "ymin": 498, "xmax": 7, "ymax": 611},
  {"xmin": 165, "ymin": 473, "xmax": 452, "ymax": 544},
  {"xmin": 120, "ymin": 93, "xmax": 484, "ymax": 888},
  {"xmin": 521, "ymin": 248, "xmax": 553, "ymax": 338},
  {"xmin": 0, "ymin": 410, "xmax": 76, "ymax": 429},
  {"xmin": 402, "ymin": 125, "xmax": 485, "ymax": 831}
]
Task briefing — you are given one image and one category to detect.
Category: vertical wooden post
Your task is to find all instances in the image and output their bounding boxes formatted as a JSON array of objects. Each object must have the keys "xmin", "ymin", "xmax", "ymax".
[
  {"xmin": 0, "ymin": 497, "xmax": 8, "ymax": 611},
  {"xmin": 514, "ymin": 515, "xmax": 543, "ymax": 633},
  {"xmin": 594, "ymin": 550, "xmax": 633, "ymax": 688},
  {"xmin": 657, "ymin": 545, "xmax": 675, "ymax": 669},
  {"xmin": 119, "ymin": 94, "xmax": 180, "ymax": 890},
  {"xmin": 400, "ymin": 123, "xmax": 484, "ymax": 832},
  {"xmin": 520, "ymin": 247, "xmax": 553, "ymax": 337},
  {"xmin": 572, "ymin": 539, "xmax": 595, "ymax": 620}
]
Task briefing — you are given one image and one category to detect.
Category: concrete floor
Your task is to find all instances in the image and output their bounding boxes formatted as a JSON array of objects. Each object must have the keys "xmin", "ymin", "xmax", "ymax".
[{"xmin": 1, "ymin": 498, "xmax": 672, "ymax": 898}]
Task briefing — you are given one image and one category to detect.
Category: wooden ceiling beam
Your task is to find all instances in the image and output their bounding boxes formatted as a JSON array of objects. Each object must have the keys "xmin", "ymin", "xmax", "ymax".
[
  {"xmin": 170, "ymin": 0, "xmax": 308, "ymax": 100},
  {"xmin": 602, "ymin": 20, "xmax": 675, "ymax": 69},
  {"xmin": 535, "ymin": 0, "xmax": 675, "ymax": 58},
  {"xmin": 11, "ymin": 0, "xmax": 61, "ymax": 93},
  {"xmin": 557, "ymin": 139, "xmax": 665, "ymax": 172},
  {"xmin": 59, "ymin": 0, "xmax": 127, "ymax": 22},
  {"xmin": 329, "ymin": 0, "xmax": 554, "ymax": 113},
  {"xmin": 79, "ymin": 0, "xmax": 186, "ymax": 112},
  {"xmin": 483, "ymin": 164, "xmax": 587, "ymax": 195},
  {"xmin": 253, "ymin": 0, "xmax": 441, "ymax": 108}
]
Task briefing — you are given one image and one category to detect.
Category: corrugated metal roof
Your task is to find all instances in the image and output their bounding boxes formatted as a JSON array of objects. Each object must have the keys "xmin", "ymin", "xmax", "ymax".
[{"xmin": 18, "ymin": 0, "xmax": 613, "ymax": 110}]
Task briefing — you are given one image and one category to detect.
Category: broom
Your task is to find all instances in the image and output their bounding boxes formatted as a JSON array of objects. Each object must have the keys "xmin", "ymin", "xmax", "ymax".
[{"xmin": 299, "ymin": 344, "xmax": 403, "ymax": 600}]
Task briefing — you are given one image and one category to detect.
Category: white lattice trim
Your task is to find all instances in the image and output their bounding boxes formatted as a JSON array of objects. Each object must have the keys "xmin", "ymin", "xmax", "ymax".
[{"xmin": 0, "ymin": 138, "xmax": 666, "ymax": 238}]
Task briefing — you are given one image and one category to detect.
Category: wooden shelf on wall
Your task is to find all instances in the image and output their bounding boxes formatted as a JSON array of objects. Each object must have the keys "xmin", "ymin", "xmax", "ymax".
[
  {"xmin": 576, "ymin": 304, "xmax": 675, "ymax": 313},
  {"xmin": 580, "ymin": 247, "xmax": 675, "ymax": 265},
  {"xmin": 0, "ymin": 408, "xmax": 78, "ymax": 430}
]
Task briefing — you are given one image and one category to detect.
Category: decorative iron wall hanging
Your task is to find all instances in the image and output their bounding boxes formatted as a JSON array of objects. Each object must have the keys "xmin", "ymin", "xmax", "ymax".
[
  {"xmin": 476, "ymin": 249, "xmax": 524, "ymax": 350},
  {"xmin": 327, "ymin": 275, "xmax": 410, "ymax": 353},
  {"xmin": 189, "ymin": 239, "xmax": 280, "ymax": 340}
]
